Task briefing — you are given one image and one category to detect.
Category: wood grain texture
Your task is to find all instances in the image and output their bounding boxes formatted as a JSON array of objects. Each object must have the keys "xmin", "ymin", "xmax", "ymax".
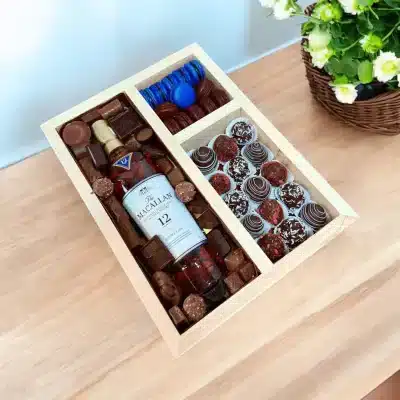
[{"xmin": 1, "ymin": 44, "xmax": 399, "ymax": 399}]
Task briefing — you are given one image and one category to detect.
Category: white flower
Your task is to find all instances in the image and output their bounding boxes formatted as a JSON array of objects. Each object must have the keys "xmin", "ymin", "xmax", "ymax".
[
  {"xmin": 273, "ymin": 0, "xmax": 295, "ymax": 20},
  {"xmin": 259, "ymin": 0, "xmax": 276, "ymax": 7},
  {"xmin": 338, "ymin": 0, "xmax": 359, "ymax": 14},
  {"xmin": 332, "ymin": 84, "xmax": 358, "ymax": 104},
  {"xmin": 308, "ymin": 27, "xmax": 331, "ymax": 51},
  {"xmin": 310, "ymin": 47, "xmax": 333, "ymax": 69},
  {"xmin": 373, "ymin": 52, "xmax": 400, "ymax": 83}
]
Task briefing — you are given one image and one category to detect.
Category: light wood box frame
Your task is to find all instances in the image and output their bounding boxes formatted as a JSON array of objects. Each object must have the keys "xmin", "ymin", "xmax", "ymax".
[{"xmin": 41, "ymin": 44, "xmax": 358, "ymax": 357}]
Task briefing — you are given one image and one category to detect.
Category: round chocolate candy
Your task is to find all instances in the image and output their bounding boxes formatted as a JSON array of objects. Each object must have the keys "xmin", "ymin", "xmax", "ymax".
[
  {"xmin": 258, "ymin": 199, "xmax": 284, "ymax": 226},
  {"xmin": 209, "ymin": 172, "xmax": 231, "ymax": 195},
  {"xmin": 226, "ymin": 156, "xmax": 251, "ymax": 184},
  {"xmin": 243, "ymin": 176, "xmax": 270, "ymax": 203},
  {"xmin": 258, "ymin": 232, "xmax": 286, "ymax": 262},
  {"xmin": 170, "ymin": 82, "xmax": 196, "ymax": 108},
  {"xmin": 62, "ymin": 121, "xmax": 91, "ymax": 147},
  {"xmin": 243, "ymin": 141, "xmax": 269, "ymax": 167},
  {"xmin": 261, "ymin": 161, "xmax": 288, "ymax": 187},
  {"xmin": 276, "ymin": 217, "xmax": 308, "ymax": 249},
  {"xmin": 183, "ymin": 294, "xmax": 207, "ymax": 322},
  {"xmin": 174, "ymin": 112, "xmax": 193, "ymax": 129},
  {"xmin": 299, "ymin": 203, "xmax": 328, "ymax": 231},
  {"xmin": 224, "ymin": 190, "xmax": 250, "ymax": 218},
  {"xmin": 92, "ymin": 177, "xmax": 114, "ymax": 199},
  {"xmin": 278, "ymin": 182, "xmax": 306, "ymax": 209},
  {"xmin": 199, "ymin": 97, "xmax": 218, "ymax": 114},
  {"xmin": 213, "ymin": 135, "xmax": 239, "ymax": 163},
  {"xmin": 186, "ymin": 104, "xmax": 206, "ymax": 121},
  {"xmin": 242, "ymin": 214, "xmax": 265, "ymax": 238},
  {"xmin": 210, "ymin": 89, "xmax": 230, "ymax": 107},
  {"xmin": 164, "ymin": 118, "xmax": 181, "ymax": 135},
  {"xmin": 175, "ymin": 181, "xmax": 196, "ymax": 203},
  {"xmin": 191, "ymin": 146, "xmax": 218, "ymax": 175},
  {"xmin": 226, "ymin": 118, "xmax": 256, "ymax": 147}
]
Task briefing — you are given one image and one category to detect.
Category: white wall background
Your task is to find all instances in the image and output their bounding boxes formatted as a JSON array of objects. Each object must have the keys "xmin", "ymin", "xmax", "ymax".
[{"xmin": 1, "ymin": 0, "xmax": 303, "ymax": 168}]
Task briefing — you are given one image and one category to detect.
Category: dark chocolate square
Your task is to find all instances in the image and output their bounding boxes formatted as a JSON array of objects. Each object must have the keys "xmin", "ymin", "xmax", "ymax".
[
  {"xmin": 206, "ymin": 229, "xmax": 231, "ymax": 258},
  {"xmin": 108, "ymin": 108, "xmax": 144, "ymax": 141},
  {"xmin": 224, "ymin": 272, "xmax": 244, "ymax": 294}
]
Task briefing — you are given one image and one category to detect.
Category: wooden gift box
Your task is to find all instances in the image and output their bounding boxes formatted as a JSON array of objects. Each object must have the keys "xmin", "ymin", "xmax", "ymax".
[{"xmin": 41, "ymin": 44, "xmax": 358, "ymax": 357}]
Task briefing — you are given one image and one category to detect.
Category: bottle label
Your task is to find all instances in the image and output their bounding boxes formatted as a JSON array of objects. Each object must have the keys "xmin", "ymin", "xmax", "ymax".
[
  {"xmin": 122, "ymin": 174, "xmax": 206, "ymax": 260},
  {"xmin": 113, "ymin": 153, "xmax": 132, "ymax": 171}
]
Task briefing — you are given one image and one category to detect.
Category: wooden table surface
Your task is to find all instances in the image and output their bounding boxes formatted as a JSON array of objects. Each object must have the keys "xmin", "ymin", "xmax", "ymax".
[{"xmin": 1, "ymin": 44, "xmax": 400, "ymax": 400}]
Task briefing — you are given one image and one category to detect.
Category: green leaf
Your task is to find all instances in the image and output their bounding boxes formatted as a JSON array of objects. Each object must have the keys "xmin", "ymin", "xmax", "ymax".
[
  {"xmin": 358, "ymin": 60, "xmax": 374, "ymax": 83},
  {"xmin": 327, "ymin": 57, "xmax": 345, "ymax": 74},
  {"xmin": 345, "ymin": 45, "xmax": 365, "ymax": 58},
  {"xmin": 301, "ymin": 21, "xmax": 315, "ymax": 36},
  {"xmin": 358, "ymin": 0, "xmax": 374, "ymax": 6},
  {"xmin": 342, "ymin": 57, "xmax": 360, "ymax": 78},
  {"xmin": 333, "ymin": 75, "xmax": 349, "ymax": 84},
  {"xmin": 383, "ymin": 0, "xmax": 400, "ymax": 8},
  {"xmin": 330, "ymin": 24, "xmax": 343, "ymax": 39}
]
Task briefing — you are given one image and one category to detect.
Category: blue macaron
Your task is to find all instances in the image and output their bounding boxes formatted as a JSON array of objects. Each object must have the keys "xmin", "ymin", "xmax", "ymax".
[
  {"xmin": 149, "ymin": 84, "xmax": 164, "ymax": 107},
  {"xmin": 170, "ymin": 82, "xmax": 196, "ymax": 108},
  {"xmin": 155, "ymin": 82, "xmax": 169, "ymax": 102},
  {"xmin": 169, "ymin": 71, "xmax": 185, "ymax": 86},
  {"xmin": 140, "ymin": 89, "xmax": 156, "ymax": 109},
  {"xmin": 160, "ymin": 77, "xmax": 174, "ymax": 99},
  {"xmin": 189, "ymin": 60, "xmax": 206, "ymax": 80},
  {"xmin": 184, "ymin": 63, "xmax": 201, "ymax": 85}
]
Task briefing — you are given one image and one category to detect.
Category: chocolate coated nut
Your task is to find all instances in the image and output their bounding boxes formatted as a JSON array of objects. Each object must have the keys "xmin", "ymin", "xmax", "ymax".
[
  {"xmin": 78, "ymin": 156, "xmax": 103, "ymax": 184},
  {"xmin": 62, "ymin": 121, "xmax": 91, "ymax": 147},
  {"xmin": 224, "ymin": 272, "xmax": 244, "ymax": 294},
  {"xmin": 152, "ymin": 271, "xmax": 181, "ymax": 306},
  {"xmin": 81, "ymin": 109, "xmax": 101, "ymax": 124},
  {"xmin": 141, "ymin": 236, "xmax": 174, "ymax": 272},
  {"xmin": 135, "ymin": 127, "xmax": 154, "ymax": 143},
  {"xmin": 167, "ymin": 167, "xmax": 185, "ymax": 187},
  {"xmin": 92, "ymin": 177, "xmax": 114, "ymax": 199},
  {"xmin": 155, "ymin": 157, "xmax": 174, "ymax": 175},
  {"xmin": 239, "ymin": 262, "xmax": 257, "ymax": 282},
  {"xmin": 108, "ymin": 108, "xmax": 144, "ymax": 140},
  {"xmin": 86, "ymin": 143, "xmax": 108, "ymax": 173},
  {"xmin": 224, "ymin": 248, "xmax": 246, "ymax": 272},
  {"xmin": 206, "ymin": 229, "xmax": 231, "ymax": 258},
  {"xmin": 183, "ymin": 294, "xmax": 207, "ymax": 322},
  {"xmin": 103, "ymin": 195, "xmax": 143, "ymax": 249},
  {"xmin": 197, "ymin": 209, "xmax": 219, "ymax": 231},
  {"xmin": 175, "ymin": 181, "xmax": 196, "ymax": 203},
  {"xmin": 187, "ymin": 195, "xmax": 208, "ymax": 215},
  {"xmin": 142, "ymin": 144, "xmax": 166, "ymax": 159},
  {"xmin": 124, "ymin": 135, "xmax": 142, "ymax": 152},
  {"xmin": 98, "ymin": 99, "xmax": 124, "ymax": 120},
  {"xmin": 168, "ymin": 306, "xmax": 189, "ymax": 330}
]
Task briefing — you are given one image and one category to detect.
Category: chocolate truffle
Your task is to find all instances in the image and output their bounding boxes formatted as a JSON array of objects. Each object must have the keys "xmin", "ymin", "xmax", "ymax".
[
  {"xmin": 92, "ymin": 177, "xmax": 114, "ymax": 199},
  {"xmin": 224, "ymin": 190, "xmax": 250, "ymax": 218},
  {"xmin": 191, "ymin": 146, "xmax": 218, "ymax": 175},
  {"xmin": 175, "ymin": 181, "xmax": 196, "ymax": 203},
  {"xmin": 261, "ymin": 161, "xmax": 288, "ymax": 187},
  {"xmin": 258, "ymin": 232, "xmax": 286, "ymax": 262},
  {"xmin": 183, "ymin": 294, "xmax": 207, "ymax": 322},
  {"xmin": 62, "ymin": 121, "xmax": 91, "ymax": 147},
  {"xmin": 224, "ymin": 272, "xmax": 245, "ymax": 294},
  {"xmin": 243, "ymin": 141, "xmax": 269, "ymax": 167},
  {"xmin": 243, "ymin": 176, "xmax": 270, "ymax": 202},
  {"xmin": 226, "ymin": 156, "xmax": 251, "ymax": 184},
  {"xmin": 213, "ymin": 135, "xmax": 239, "ymax": 163},
  {"xmin": 276, "ymin": 218, "xmax": 308, "ymax": 249},
  {"xmin": 242, "ymin": 214, "xmax": 265, "ymax": 238},
  {"xmin": 227, "ymin": 118, "xmax": 256, "ymax": 147},
  {"xmin": 299, "ymin": 203, "xmax": 328, "ymax": 231},
  {"xmin": 152, "ymin": 271, "xmax": 181, "ymax": 306},
  {"xmin": 278, "ymin": 182, "xmax": 306, "ymax": 209},
  {"xmin": 209, "ymin": 173, "xmax": 231, "ymax": 195},
  {"xmin": 258, "ymin": 199, "xmax": 284, "ymax": 226}
]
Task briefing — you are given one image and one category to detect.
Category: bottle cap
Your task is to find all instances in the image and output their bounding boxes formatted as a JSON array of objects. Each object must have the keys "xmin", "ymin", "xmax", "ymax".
[
  {"xmin": 104, "ymin": 138, "xmax": 124, "ymax": 155},
  {"xmin": 92, "ymin": 120, "xmax": 119, "ymax": 145}
]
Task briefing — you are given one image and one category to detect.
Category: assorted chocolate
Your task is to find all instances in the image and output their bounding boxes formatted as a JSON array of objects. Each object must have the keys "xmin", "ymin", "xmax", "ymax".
[
  {"xmin": 140, "ymin": 60, "xmax": 230, "ymax": 134},
  {"xmin": 188, "ymin": 116, "xmax": 330, "ymax": 264},
  {"xmin": 59, "ymin": 94, "xmax": 260, "ymax": 334}
]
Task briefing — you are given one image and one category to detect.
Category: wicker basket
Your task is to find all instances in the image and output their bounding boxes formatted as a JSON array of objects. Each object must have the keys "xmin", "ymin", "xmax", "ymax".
[{"xmin": 301, "ymin": 6, "xmax": 400, "ymax": 135}]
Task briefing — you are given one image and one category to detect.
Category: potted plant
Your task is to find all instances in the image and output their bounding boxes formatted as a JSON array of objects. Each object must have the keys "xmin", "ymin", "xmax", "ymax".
[{"xmin": 259, "ymin": 0, "xmax": 400, "ymax": 134}]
